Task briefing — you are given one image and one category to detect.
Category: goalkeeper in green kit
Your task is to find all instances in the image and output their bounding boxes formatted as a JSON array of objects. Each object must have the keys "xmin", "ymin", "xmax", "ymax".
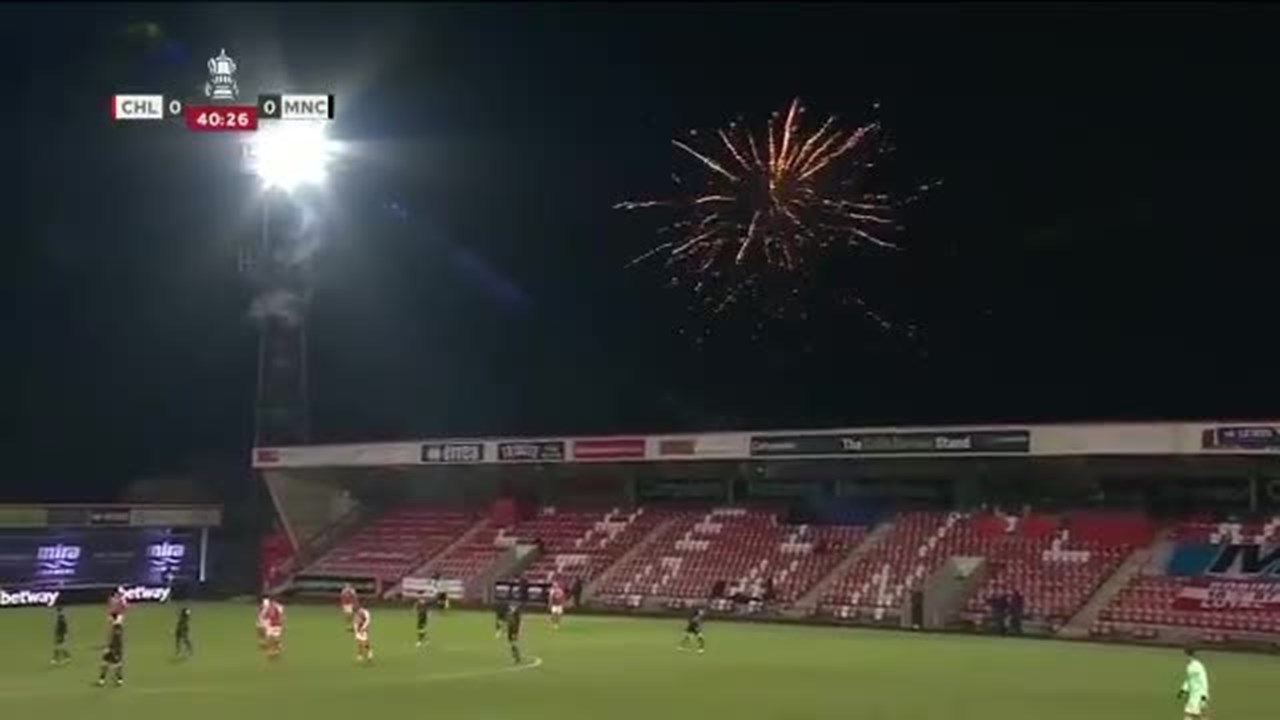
[{"xmin": 1177, "ymin": 647, "xmax": 1210, "ymax": 719}]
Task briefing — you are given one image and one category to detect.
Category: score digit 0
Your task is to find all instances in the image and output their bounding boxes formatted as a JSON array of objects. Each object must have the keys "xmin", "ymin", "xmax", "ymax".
[
  {"xmin": 257, "ymin": 94, "xmax": 282, "ymax": 120},
  {"xmin": 166, "ymin": 98, "xmax": 184, "ymax": 120}
]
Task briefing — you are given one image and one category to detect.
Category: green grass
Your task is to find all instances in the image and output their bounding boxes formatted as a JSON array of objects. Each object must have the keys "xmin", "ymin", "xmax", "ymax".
[{"xmin": 1, "ymin": 602, "xmax": 1276, "ymax": 720}]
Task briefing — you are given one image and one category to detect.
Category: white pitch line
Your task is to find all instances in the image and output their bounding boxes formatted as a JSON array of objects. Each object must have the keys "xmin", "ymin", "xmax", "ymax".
[{"xmin": 0, "ymin": 656, "xmax": 544, "ymax": 699}]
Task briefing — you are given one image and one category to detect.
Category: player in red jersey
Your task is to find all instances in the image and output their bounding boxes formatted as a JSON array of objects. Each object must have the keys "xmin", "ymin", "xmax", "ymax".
[
  {"xmin": 263, "ymin": 598, "xmax": 285, "ymax": 660},
  {"xmin": 255, "ymin": 597, "xmax": 270, "ymax": 648},
  {"xmin": 339, "ymin": 584, "xmax": 357, "ymax": 628},
  {"xmin": 108, "ymin": 587, "xmax": 129, "ymax": 620},
  {"xmin": 549, "ymin": 581, "xmax": 566, "ymax": 630},
  {"xmin": 352, "ymin": 603, "xmax": 373, "ymax": 663}
]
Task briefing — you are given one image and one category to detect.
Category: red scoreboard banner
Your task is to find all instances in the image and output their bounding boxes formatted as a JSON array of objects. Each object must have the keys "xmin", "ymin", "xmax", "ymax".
[
  {"xmin": 184, "ymin": 105, "xmax": 258, "ymax": 132},
  {"xmin": 1173, "ymin": 579, "xmax": 1280, "ymax": 611}
]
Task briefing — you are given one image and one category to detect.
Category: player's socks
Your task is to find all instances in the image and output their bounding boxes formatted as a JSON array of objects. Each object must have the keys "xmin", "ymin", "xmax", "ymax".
[{"xmin": 510, "ymin": 644, "xmax": 522, "ymax": 664}]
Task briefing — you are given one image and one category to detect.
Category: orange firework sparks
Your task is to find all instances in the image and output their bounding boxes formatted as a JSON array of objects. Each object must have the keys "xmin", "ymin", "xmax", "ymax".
[{"xmin": 618, "ymin": 98, "xmax": 925, "ymax": 318}]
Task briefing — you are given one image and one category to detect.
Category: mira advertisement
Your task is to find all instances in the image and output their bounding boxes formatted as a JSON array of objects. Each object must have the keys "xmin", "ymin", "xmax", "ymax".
[{"xmin": 0, "ymin": 529, "xmax": 199, "ymax": 590}]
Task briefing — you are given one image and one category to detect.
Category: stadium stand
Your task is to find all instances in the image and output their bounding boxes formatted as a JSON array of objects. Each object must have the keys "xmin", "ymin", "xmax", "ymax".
[
  {"xmin": 518, "ymin": 506, "xmax": 669, "ymax": 585},
  {"xmin": 419, "ymin": 506, "xmax": 670, "ymax": 588},
  {"xmin": 821, "ymin": 510, "xmax": 1150, "ymax": 625},
  {"xmin": 301, "ymin": 507, "xmax": 480, "ymax": 583},
  {"xmin": 593, "ymin": 506, "xmax": 868, "ymax": 608},
  {"xmin": 1095, "ymin": 516, "xmax": 1280, "ymax": 637}
]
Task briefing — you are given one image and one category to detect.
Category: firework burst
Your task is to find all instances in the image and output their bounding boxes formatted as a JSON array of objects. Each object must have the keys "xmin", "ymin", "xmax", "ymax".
[{"xmin": 618, "ymin": 98, "xmax": 929, "ymax": 322}]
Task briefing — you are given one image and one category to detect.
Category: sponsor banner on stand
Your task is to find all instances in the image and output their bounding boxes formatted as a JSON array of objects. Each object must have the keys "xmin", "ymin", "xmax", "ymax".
[
  {"xmin": 1202, "ymin": 426, "xmax": 1280, "ymax": 451},
  {"xmin": 572, "ymin": 438, "xmax": 646, "ymax": 461},
  {"xmin": 401, "ymin": 577, "xmax": 465, "ymax": 600},
  {"xmin": 0, "ymin": 588, "xmax": 61, "ymax": 607},
  {"xmin": 656, "ymin": 434, "xmax": 748, "ymax": 459},
  {"xmin": 750, "ymin": 430, "xmax": 1031, "ymax": 457},
  {"xmin": 0, "ymin": 530, "xmax": 199, "ymax": 589},
  {"xmin": 420, "ymin": 443, "xmax": 485, "ymax": 464},
  {"xmin": 291, "ymin": 575, "xmax": 379, "ymax": 595},
  {"xmin": 497, "ymin": 441, "xmax": 566, "ymax": 463},
  {"xmin": 637, "ymin": 479, "xmax": 728, "ymax": 501},
  {"xmin": 746, "ymin": 479, "xmax": 829, "ymax": 499},
  {"xmin": 253, "ymin": 443, "xmax": 422, "ymax": 468},
  {"xmin": 118, "ymin": 585, "xmax": 174, "ymax": 604},
  {"xmin": 1173, "ymin": 579, "xmax": 1280, "ymax": 611},
  {"xmin": 0, "ymin": 584, "xmax": 183, "ymax": 609},
  {"xmin": 47, "ymin": 508, "xmax": 90, "ymax": 527},
  {"xmin": 89, "ymin": 509, "xmax": 137, "ymax": 526},
  {"xmin": 1168, "ymin": 543, "xmax": 1280, "ymax": 578},
  {"xmin": 0, "ymin": 507, "xmax": 49, "ymax": 528},
  {"xmin": 493, "ymin": 580, "xmax": 553, "ymax": 605},
  {"xmin": 129, "ymin": 507, "xmax": 222, "ymax": 528}
]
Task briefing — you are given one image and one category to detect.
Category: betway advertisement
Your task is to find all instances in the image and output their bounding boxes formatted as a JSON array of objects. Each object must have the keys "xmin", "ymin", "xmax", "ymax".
[
  {"xmin": 0, "ymin": 585, "xmax": 176, "ymax": 609},
  {"xmin": 0, "ymin": 529, "xmax": 199, "ymax": 590}
]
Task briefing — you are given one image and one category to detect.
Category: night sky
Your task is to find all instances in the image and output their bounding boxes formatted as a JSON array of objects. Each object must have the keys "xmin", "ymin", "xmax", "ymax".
[{"xmin": 9, "ymin": 4, "xmax": 1280, "ymax": 500}]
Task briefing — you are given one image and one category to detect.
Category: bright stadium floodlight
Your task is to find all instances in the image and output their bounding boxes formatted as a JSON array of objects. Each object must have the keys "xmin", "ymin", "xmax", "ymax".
[{"xmin": 244, "ymin": 121, "xmax": 335, "ymax": 193}]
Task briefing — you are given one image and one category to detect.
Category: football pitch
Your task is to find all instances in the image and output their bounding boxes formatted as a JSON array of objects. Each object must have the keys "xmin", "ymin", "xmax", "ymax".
[{"xmin": 1, "ymin": 603, "xmax": 1276, "ymax": 720}]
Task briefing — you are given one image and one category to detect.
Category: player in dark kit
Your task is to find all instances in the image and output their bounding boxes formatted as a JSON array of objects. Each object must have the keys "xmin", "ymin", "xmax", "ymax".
[
  {"xmin": 415, "ymin": 596, "xmax": 431, "ymax": 648},
  {"xmin": 52, "ymin": 606, "xmax": 70, "ymax": 665},
  {"xmin": 97, "ymin": 613, "xmax": 125, "ymax": 687},
  {"xmin": 174, "ymin": 606, "xmax": 193, "ymax": 658},
  {"xmin": 494, "ymin": 601, "xmax": 508, "ymax": 639},
  {"xmin": 506, "ymin": 602, "xmax": 523, "ymax": 665},
  {"xmin": 679, "ymin": 607, "xmax": 706, "ymax": 654}
]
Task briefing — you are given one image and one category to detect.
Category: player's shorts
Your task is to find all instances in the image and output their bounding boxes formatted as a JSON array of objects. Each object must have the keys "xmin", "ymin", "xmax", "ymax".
[
  {"xmin": 102, "ymin": 648, "xmax": 122, "ymax": 665},
  {"xmin": 354, "ymin": 631, "xmax": 369, "ymax": 644},
  {"xmin": 507, "ymin": 630, "xmax": 519, "ymax": 643},
  {"xmin": 685, "ymin": 623, "xmax": 701, "ymax": 635},
  {"xmin": 1184, "ymin": 696, "xmax": 1207, "ymax": 716},
  {"xmin": 417, "ymin": 617, "xmax": 428, "ymax": 630},
  {"xmin": 341, "ymin": 604, "xmax": 355, "ymax": 616},
  {"xmin": 266, "ymin": 625, "xmax": 283, "ymax": 640},
  {"xmin": 550, "ymin": 604, "xmax": 564, "ymax": 616}
]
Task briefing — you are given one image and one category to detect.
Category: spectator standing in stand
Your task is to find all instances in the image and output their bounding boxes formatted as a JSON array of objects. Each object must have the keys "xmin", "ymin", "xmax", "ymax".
[{"xmin": 1009, "ymin": 591, "xmax": 1025, "ymax": 635}]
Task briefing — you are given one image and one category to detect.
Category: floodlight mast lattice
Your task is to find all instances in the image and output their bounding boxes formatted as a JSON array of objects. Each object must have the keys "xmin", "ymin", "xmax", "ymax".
[{"xmin": 239, "ymin": 123, "xmax": 334, "ymax": 447}]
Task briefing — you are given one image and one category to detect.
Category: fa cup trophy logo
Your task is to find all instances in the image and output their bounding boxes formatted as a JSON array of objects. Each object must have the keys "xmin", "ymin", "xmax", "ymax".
[{"xmin": 205, "ymin": 49, "xmax": 239, "ymax": 101}]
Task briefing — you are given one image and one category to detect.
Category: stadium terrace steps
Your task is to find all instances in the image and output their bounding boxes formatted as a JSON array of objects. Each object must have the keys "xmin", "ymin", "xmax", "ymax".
[
  {"xmin": 393, "ymin": 517, "xmax": 493, "ymax": 594},
  {"xmin": 1060, "ymin": 544, "xmax": 1154, "ymax": 637},
  {"xmin": 516, "ymin": 506, "xmax": 673, "ymax": 587},
  {"xmin": 592, "ymin": 507, "xmax": 870, "ymax": 609},
  {"xmin": 298, "ymin": 508, "xmax": 482, "ymax": 585},
  {"xmin": 820, "ymin": 511, "xmax": 1147, "ymax": 627},
  {"xmin": 1093, "ymin": 516, "xmax": 1280, "ymax": 639},
  {"xmin": 583, "ymin": 515, "xmax": 681, "ymax": 602},
  {"xmin": 415, "ymin": 506, "xmax": 671, "ymax": 596},
  {"xmin": 270, "ymin": 505, "xmax": 369, "ymax": 592},
  {"xmin": 820, "ymin": 511, "xmax": 956, "ymax": 621},
  {"xmin": 791, "ymin": 520, "xmax": 895, "ymax": 613}
]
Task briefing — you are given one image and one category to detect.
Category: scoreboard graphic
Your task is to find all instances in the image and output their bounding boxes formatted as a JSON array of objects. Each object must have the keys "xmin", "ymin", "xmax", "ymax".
[{"xmin": 110, "ymin": 49, "xmax": 334, "ymax": 131}]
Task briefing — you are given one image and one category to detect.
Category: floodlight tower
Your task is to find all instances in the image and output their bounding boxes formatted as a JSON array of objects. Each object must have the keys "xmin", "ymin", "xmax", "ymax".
[{"xmin": 239, "ymin": 122, "xmax": 335, "ymax": 447}]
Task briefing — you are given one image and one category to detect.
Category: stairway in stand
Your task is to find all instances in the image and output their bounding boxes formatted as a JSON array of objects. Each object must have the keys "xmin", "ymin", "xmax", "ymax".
[{"xmin": 788, "ymin": 520, "xmax": 895, "ymax": 616}]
